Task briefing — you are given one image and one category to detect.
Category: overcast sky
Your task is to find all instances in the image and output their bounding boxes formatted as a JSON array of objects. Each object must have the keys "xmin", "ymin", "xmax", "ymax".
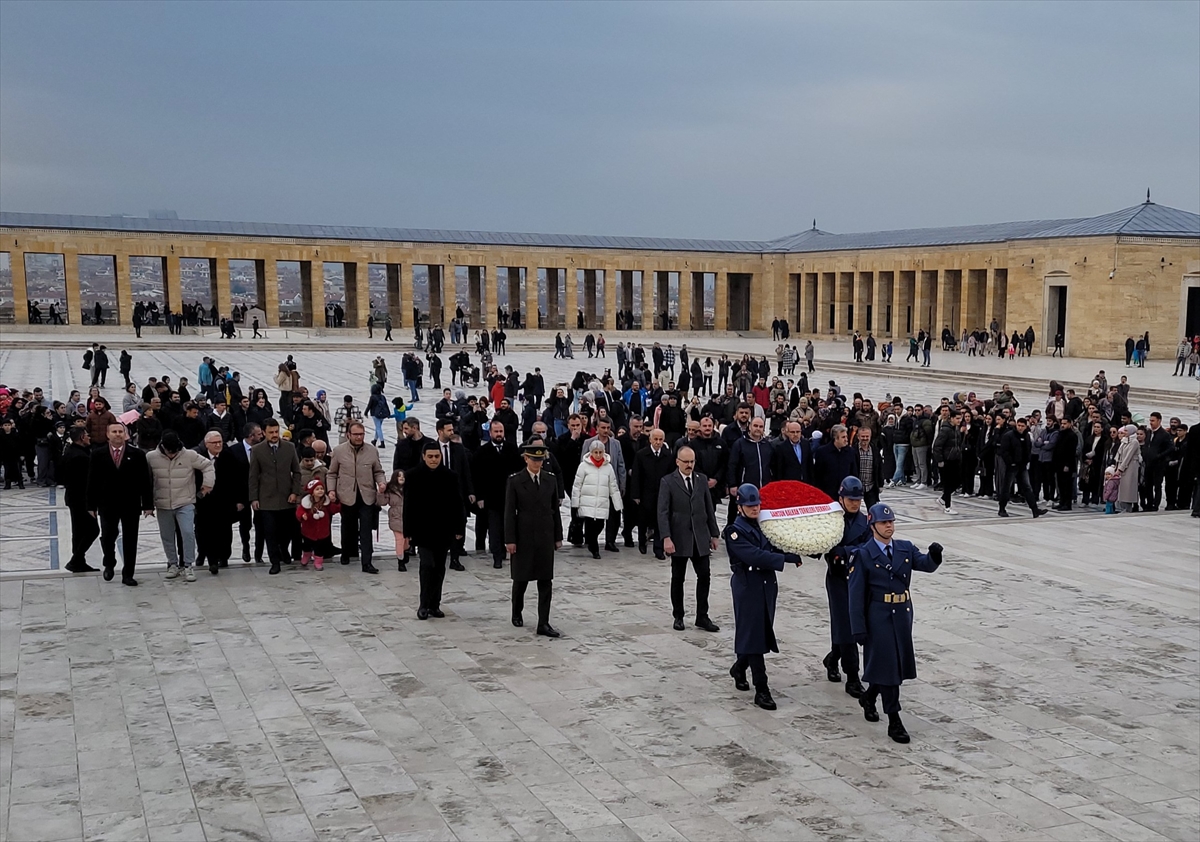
[{"xmin": 2, "ymin": 1, "xmax": 1197, "ymax": 240}]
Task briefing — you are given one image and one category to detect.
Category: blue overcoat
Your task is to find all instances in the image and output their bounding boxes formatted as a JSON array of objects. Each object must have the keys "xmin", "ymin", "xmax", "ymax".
[
  {"xmin": 847, "ymin": 538, "xmax": 940, "ymax": 685},
  {"xmin": 723, "ymin": 515, "xmax": 787, "ymax": 656},
  {"xmin": 825, "ymin": 510, "xmax": 870, "ymax": 645}
]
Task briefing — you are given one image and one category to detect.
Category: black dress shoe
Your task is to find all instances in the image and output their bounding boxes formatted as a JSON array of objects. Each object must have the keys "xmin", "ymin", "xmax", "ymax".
[
  {"xmin": 638, "ymin": 543, "xmax": 647, "ymax": 555},
  {"xmin": 397, "ymin": 560, "xmax": 408, "ymax": 572},
  {"xmin": 654, "ymin": 552, "xmax": 666, "ymax": 560},
  {"xmin": 218, "ymin": 560, "xmax": 228, "ymax": 568},
  {"xmin": 591, "ymin": 550, "xmax": 601, "ymax": 559},
  {"xmin": 997, "ymin": 509, "xmax": 1010, "ymax": 518},
  {"xmin": 536, "ymin": 624, "xmax": 561, "ymax": 638},
  {"xmin": 269, "ymin": 563, "xmax": 281, "ymax": 575},
  {"xmin": 844, "ymin": 675, "xmax": 864, "ymax": 698},
  {"xmin": 822, "ymin": 651, "xmax": 841, "ymax": 682},
  {"xmin": 1033, "ymin": 507, "xmax": 1048, "ymax": 518},
  {"xmin": 887, "ymin": 714, "xmax": 910, "ymax": 743},
  {"xmin": 860, "ymin": 695, "xmax": 880, "ymax": 722},
  {"xmin": 417, "ymin": 607, "xmax": 429, "ymax": 620},
  {"xmin": 66, "ymin": 562, "xmax": 98, "ymax": 573},
  {"xmin": 695, "ymin": 617, "xmax": 720, "ymax": 633},
  {"xmin": 623, "ymin": 539, "xmax": 634, "ymax": 548},
  {"xmin": 242, "ymin": 551, "xmax": 251, "ymax": 563},
  {"xmin": 121, "ymin": 578, "xmax": 138, "ymax": 587},
  {"xmin": 754, "ymin": 690, "xmax": 777, "ymax": 711},
  {"xmin": 103, "ymin": 567, "xmax": 115, "ymax": 581},
  {"xmin": 673, "ymin": 618, "xmax": 685, "ymax": 631},
  {"xmin": 729, "ymin": 664, "xmax": 750, "ymax": 691},
  {"xmin": 493, "ymin": 560, "xmax": 503, "ymax": 569},
  {"xmin": 340, "ymin": 557, "xmax": 352, "ymax": 565},
  {"xmin": 449, "ymin": 560, "xmax": 465, "ymax": 571},
  {"xmin": 209, "ymin": 565, "xmax": 219, "ymax": 575},
  {"xmin": 429, "ymin": 608, "xmax": 445, "ymax": 618},
  {"xmin": 362, "ymin": 564, "xmax": 379, "ymax": 574},
  {"xmin": 255, "ymin": 558, "xmax": 264, "ymax": 564},
  {"xmin": 512, "ymin": 614, "xmax": 523, "ymax": 627},
  {"xmin": 604, "ymin": 543, "xmax": 619, "ymax": 552}
]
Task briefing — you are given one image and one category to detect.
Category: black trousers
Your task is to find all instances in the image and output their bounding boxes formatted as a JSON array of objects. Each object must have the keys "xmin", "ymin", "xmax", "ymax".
[
  {"xmin": 257, "ymin": 508, "xmax": 292, "ymax": 565},
  {"xmin": 474, "ymin": 507, "xmax": 488, "ymax": 552},
  {"xmin": 1144, "ymin": 466, "xmax": 1164, "ymax": 510},
  {"xmin": 996, "ymin": 462, "xmax": 1038, "ymax": 513},
  {"xmin": 670, "ymin": 554, "xmax": 711, "ymax": 620},
  {"xmin": 486, "ymin": 508, "xmax": 506, "ymax": 565},
  {"xmin": 960, "ymin": 453, "xmax": 977, "ymax": 495},
  {"xmin": 584, "ymin": 517, "xmax": 605, "ymax": 555},
  {"xmin": 605, "ymin": 500, "xmax": 622, "ymax": 547},
  {"xmin": 732, "ymin": 653, "xmax": 768, "ymax": 690},
  {"xmin": 339, "ymin": 500, "xmax": 375, "ymax": 567},
  {"xmin": 67, "ymin": 505, "xmax": 100, "ymax": 567},
  {"xmin": 939, "ymin": 461, "xmax": 960, "ymax": 508},
  {"xmin": 863, "ymin": 683, "xmax": 901, "ymax": 714},
  {"xmin": 195, "ymin": 513, "xmax": 233, "ymax": 568},
  {"xmin": 829, "ymin": 641, "xmax": 860, "ymax": 676},
  {"xmin": 513, "ymin": 579, "xmax": 552, "ymax": 626},
  {"xmin": 99, "ymin": 508, "xmax": 141, "ymax": 580},
  {"xmin": 1056, "ymin": 470, "xmax": 1075, "ymax": 509},
  {"xmin": 419, "ymin": 544, "xmax": 449, "ymax": 610},
  {"xmin": 239, "ymin": 507, "xmax": 264, "ymax": 560}
]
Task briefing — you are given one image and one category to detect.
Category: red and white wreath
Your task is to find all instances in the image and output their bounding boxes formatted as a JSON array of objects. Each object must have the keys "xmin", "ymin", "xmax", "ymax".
[{"xmin": 756, "ymin": 481, "xmax": 844, "ymax": 555}]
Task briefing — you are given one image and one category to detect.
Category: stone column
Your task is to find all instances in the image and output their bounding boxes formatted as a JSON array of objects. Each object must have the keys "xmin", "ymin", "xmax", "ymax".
[
  {"xmin": 714, "ymin": 272, "xmax": 729, "ymax": 331},
  {"xmin": 603, "ymin": 266, "xmax": 618, "ymax": 331},
  {"xmin": 213, "ymin": 257, "xmax": 232, "ymax": 321},
  {"xmin": 935, "ymin": 269, "xmax": 954, "ymax": 337},
  {"xmin": 564, "ymin": 266, "xmax": 578, "ymax": 330},
  {"xmin": 468, "ymin": 266, "xmax": 485, "ymax": 328},
  {"xmin": 164, "ymin": 255, "xmax": 182, "ymax": 316},
  {"xmin": 299, "ymin": 260, "xmax": 323, "ymax": 328},
  {"xmin": 642, "ymin": 269, "xmax": 657, "ymax": 330},
  {"xmin": 256, "ymin": 259, "xmax": 279, "ymax": 327},
  {"xmin": 114, "ymin": 253, "xmax": 133, "ymax": 325},
  {"xmin": 582, "ymin": 269, "xmax": 598, "ymax": 328},
  {"xmin": 9, "ymin": 250, "xmax": 28, "ymax": 325},
  {"xmin": 853, "ymin": 272, "xmax": 871, "ymax": 333},
  {"xmin": 63, "ymin": 249, "xmax": 80, "ymax": 326},
  {"xmin": 400, "ymin": 263, "xmax": 414, "ymax": 328},
  {"xmin": 984, "ymin": 268, "xmax": 997, "ymax": 328},
  {"xmin": 678, "ymin": 269, "xmax": 693, "ymax": 331},
  {"xmin": 344, "ymin": 261, "xmax": 368, "ymax": 327},
  {"xmin": 525, "ymin": 265, "xmax": 539, "ymax": 329},
  {"xmin": 430, "ymin": 265, "xmax": 445, "ymax": 327}
]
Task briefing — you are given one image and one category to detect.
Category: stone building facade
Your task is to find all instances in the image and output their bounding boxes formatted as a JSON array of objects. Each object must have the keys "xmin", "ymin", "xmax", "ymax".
[{"xmin": 2, "ymin": 202, "xmax": 1197, "ymax": 357}]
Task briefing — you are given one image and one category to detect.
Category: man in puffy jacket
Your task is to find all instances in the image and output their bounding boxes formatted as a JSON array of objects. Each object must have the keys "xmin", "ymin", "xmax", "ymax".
[{"xmin": 146, "ymin": 430, "xmax": 215, "ymax": 582}]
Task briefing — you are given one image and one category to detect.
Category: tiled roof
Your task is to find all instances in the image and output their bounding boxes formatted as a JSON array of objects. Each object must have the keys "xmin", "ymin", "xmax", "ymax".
[{"xmin": 2, "ymin": 203, "xmax": 1196, "ymax": 256}]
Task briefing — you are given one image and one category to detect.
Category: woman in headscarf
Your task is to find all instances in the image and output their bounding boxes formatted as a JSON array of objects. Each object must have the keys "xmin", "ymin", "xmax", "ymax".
[{"xmin": 1113, "ymin": 425, "xmax": 1142, "ymax": 513}]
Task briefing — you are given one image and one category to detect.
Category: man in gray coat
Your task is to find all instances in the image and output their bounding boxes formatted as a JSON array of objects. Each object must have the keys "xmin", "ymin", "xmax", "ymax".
[
  {"xmin": 658, "ymin": 445, "xmax": 720, "ymax": 633},
  {"xmin": 248, "ymin": 418, "xmax": 302, "ymax": 574}
]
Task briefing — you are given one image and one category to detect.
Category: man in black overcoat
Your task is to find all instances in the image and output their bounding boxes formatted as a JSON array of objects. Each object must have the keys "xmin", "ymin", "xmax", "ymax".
[{"xmin": 504, "ymin": 444, "xmax": 563, "ymax": 637}]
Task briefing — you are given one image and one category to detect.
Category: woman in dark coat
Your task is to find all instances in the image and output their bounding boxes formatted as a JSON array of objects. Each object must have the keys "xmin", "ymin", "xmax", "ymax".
[{"xmin": 723, "ymin": 483, "xmax": 802, "ymax": 711}]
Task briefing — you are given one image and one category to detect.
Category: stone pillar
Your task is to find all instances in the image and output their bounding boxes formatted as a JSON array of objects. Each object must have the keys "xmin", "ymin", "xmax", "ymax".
[
  {"xmin": 214, "ymin": 258, "xmax": 232, "ymax": 320},
  {"xmin": 10, "ymin": 250, "xmax": 28, "ymax": 325},
  {"xmin": 678, "ymin": 270, "xmax": 693, "ymax": 330},
  {"xmin": 873, "ymin": 272, "xmax": 892, "ymax": 337},
  {"xmin": 935, "ymin": 269, "xmax": 956, "ymax": 337},
  {"xmin": 582, "ymin": 269, "xmax": 598, "ymax": 328},
  {"xmin": 564, "ymin": 266, "xmax": 578, "ymax": 330},
  {"xmin": 114, "ymin": 253, "xmax": 133, "ymax": 325},
  {"xmin": 385, "ymin": 264, "xmax": 400, "ymax": 324},
  {"xmin": 524, "ymin": 265, "xmax": 539, "ymax": 329},
  {"xmin": 345, "ymin": 261, "xmax": 369, "ymax": 328},
  {"xmin": 642, "ymin": 269, "xmax": 657, "ymax": 330},
  {"xmin": 467, "ymin": 266, "xmax": 484, "ymax": 328},
  {"xmin": 854, "ymin": 272, "xmax": 871, "ymax": 332},
  {"xmin": 430, "ymin": 265, "xmax": 445, "ymax": 327},
  {"xmin": 714, "ymin": 272, "xmax": 729, "ymax": 331},
  {"xmin": 400, "ymin": 263, "xmax": 414, "ymax": 328},
  {"xmin": 256, "ymin": 259, "xmax": 279, "ymax": 327},
  {"xmin": 163, "ymin": 255, "xmax": 182, "ymax": 316},
  {"xmin": 299, "ymin": 260, "xmax": 323, "ymax": 329},
  {"xmin": 658, "ymin": 272, "xmax": 671, "ymax": 329},
  {"xmin": 64, "ymin": 250, "xmax": 80, "ymax": 326},
  {"xmin": 603, "ymin": 266, "xmax": 618, "ymax": 331}
]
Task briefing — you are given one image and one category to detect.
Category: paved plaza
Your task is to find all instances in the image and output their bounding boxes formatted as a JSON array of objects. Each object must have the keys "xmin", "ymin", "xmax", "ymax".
[{"xmin": 0, "ymin": 338, "xmax": 1198, "ymax": 841}]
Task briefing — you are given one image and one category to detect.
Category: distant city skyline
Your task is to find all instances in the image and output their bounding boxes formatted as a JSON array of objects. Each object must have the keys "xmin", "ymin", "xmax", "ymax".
[{"xmin": 1, "ymin": 1, "xmax": 1196, "ymax": 241}]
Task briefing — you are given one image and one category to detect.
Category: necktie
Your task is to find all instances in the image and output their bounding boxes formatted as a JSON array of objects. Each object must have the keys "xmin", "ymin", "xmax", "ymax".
[
  {"xmin": 685, "ymin": 476, "xmax": 693, "ymax": 495},
  {"xmin": 533, "ymin": 474, "xmax": 540, "ymax": 488},
  {"xmin": 886, "ymin": 545, "xmax": 893, "ymax": 565},
  {"xmin": 443, "ymin": 444, "xmax": 450, "ymax": 466}
]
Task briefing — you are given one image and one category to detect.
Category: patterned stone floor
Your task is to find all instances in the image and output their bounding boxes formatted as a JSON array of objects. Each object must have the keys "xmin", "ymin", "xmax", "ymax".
[{"xmin": 1, "ymin": 344, "xmax": 1198, "ymax": 841}]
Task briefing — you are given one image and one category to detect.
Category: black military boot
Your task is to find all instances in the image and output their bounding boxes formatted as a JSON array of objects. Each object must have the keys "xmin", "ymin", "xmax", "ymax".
[
  {"xmin": 887, "ymin": 712, "xmax": 910, "ymax": 743},
  {"xmin": 729, "ymin": 664, "xmax": 750, "ymax": 692},
  {"xmin": 844, "ymin": 673, "xmax": 864, "ymax": 698},
  {"xmin": 753, "ymin": 689, "xmax": 777, "ymax": 711},
  {"xmin": 822, "ymin": 651, "xmax": 841, "ymax": 682},
  {"xmin": 860, "ymin": 693, "xmax": 880, "ymax": 722}
]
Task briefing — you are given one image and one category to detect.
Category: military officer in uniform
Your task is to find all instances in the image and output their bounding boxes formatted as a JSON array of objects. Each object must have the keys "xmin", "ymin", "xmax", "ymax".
[
  {"xmin": 504, "ymin": 443, "xmax": 564, "ymax": 637},
  {"xmin": 822, "ymin": 476, "xmax": 871, "ymax": 698},
  {"xmin": 848, "ymin": 502, "xmax": 943, "ymax": 743},
  {"xmin": 724, "ymin": 483, "xmax": 803, "ymax": 710}
]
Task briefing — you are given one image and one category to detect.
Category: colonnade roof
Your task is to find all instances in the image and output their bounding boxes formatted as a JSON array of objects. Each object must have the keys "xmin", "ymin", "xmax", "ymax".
[{"xmin": 1, "ymin": 202, "xmax": 1196, "ymax": 256}]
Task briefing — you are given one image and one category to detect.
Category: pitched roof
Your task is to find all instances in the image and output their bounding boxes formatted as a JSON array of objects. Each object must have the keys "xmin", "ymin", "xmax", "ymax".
[{"xmin": 1, "ymin": 203, "xmax": 1196, "ymax": 256}]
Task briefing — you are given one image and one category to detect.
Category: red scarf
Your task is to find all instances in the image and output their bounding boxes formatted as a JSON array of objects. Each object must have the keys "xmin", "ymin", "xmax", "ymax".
[{"xmin": 589, "ymin": 454, "xmax": 605, "ymax": 467}]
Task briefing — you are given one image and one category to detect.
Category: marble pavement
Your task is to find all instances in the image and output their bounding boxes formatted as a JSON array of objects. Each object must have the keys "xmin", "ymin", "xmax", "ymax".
[{"xmin": 0, "ymin": 343, "xmax": 1198, "ymax": 841}]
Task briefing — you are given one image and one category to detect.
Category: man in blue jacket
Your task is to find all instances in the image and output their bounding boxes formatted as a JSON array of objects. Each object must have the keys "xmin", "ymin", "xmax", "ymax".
[
  {"xmin": 848, "ymin": 503, "xmax": 943, "ymax": 743},
  {"xmin": 724, "ymin": 483, "xmax": 802, "ymax": 711}
]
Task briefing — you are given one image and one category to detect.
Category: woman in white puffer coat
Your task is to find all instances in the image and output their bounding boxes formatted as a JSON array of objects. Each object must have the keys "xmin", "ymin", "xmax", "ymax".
[{"xmin": 571, "ymin": 439, "xmax": 623, "ymax": 559}]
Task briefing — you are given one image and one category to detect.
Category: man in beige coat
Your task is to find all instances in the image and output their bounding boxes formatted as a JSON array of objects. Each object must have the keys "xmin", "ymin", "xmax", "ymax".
[
  {"xmin": 328, "ymin": 421, "xmax": 387, "ymax": 574},
  {"xmin": 146, "ymin": 430, "xmax": 215, "ymax": 582}
]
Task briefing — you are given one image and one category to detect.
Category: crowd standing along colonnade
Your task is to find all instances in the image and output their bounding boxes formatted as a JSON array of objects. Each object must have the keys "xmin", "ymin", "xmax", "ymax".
[{"xmin": 2, "ymin": 200, "xmax": 1198, "ymax": 357}]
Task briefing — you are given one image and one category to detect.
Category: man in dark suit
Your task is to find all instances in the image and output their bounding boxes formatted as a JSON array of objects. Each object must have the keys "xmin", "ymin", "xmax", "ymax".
[
  {"xmin": 771, "ymin": 421, "xmax": 811, "ymax": 483},
  {"xmin": 657, "ymin": 445, "xmax": 720, "ymax": 633},
  {"xmin": 230, "ymin": 422, "xmax": 263, "ymax": 562},
  {"xmin": 86, "ymin": 420, "xmax": 153, "ymax": 585},
  {"xmin": 504, "ymin": 444, "xmax": 564, "ymax": 637},
  {"xmin": 194, "ymin": 430, "xmax": 244, "ymax": 573},
  {"xmin": 471, "ymin": 421, "xmax": 523, "ymax": 568},
  {"xmin": 435, "ymin": 418, "xmax": 475, "ymax": 570},
  {"xmin": 248, "ymin": 418, "xmax": 302, "ymax": 574},
  {"xmin": 813, "ymin": 424, "xmax": 857, "ymax": 501},
  {"xmin": 403, "ymin": 441, "xmax": 467, "ymax": 620},
  {"xmin": 631, "ymin": 428, "xmax": 675, "ymax": 559},
  {"xmin": 58, "ymin": 427, "xmax": 99, "ymax": 572}
]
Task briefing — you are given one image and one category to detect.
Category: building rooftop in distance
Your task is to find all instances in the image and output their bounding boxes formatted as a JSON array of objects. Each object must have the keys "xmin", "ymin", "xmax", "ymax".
[{"xmin": 2, "ymin": 201, "xmax": 1197, "ymax": 256}]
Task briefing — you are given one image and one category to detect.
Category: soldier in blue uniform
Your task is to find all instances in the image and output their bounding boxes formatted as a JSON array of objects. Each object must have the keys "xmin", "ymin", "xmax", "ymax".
[
  {"xmin": 821, "ymin": 476, "xmax": 871, "ymax": 699},
  {"xmin": 848, "ymin": 502, "xmax": 943, "ymax": 743},
  {"xmin": 724, "ymin": 483, "xmax": 803, "ymax": 711}
]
